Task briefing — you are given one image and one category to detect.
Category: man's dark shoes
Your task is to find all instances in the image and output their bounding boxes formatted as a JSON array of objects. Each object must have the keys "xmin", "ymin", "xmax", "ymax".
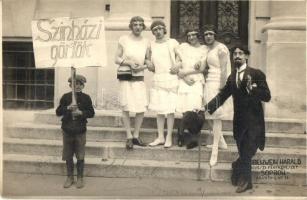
[
  {"xmin": 63, "ymin": 176, "xmax": 74, "ymax": 188},
  {"xmin": 236, "ymin": 181, "xmax": 252, "ymax": 193},
  {"xmin": 126, "ymin": 138, "xmax": 133, "ymax": 150},
  {"xmin": 132, "ymin": 137, "xmax": 146, "ymax": 146}
]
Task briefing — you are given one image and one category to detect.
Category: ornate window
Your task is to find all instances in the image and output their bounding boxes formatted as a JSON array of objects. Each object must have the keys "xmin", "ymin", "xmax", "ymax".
[
  {"xmin": 217, "ymin": 1, "xmax": 239, "ymax": 44},
  {"xmin": 171, "ymin": 0, "xmax": 248, "ymax": 47},
  {"xmin": 178, "ymin": 1, "xmax": 201, "ymax": 37}
]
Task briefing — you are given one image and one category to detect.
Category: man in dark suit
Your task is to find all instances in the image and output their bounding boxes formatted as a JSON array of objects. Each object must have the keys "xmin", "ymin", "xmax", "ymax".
[{"xmin": 204, "ymin": 45, "xmax": 271, "ymax": 193}]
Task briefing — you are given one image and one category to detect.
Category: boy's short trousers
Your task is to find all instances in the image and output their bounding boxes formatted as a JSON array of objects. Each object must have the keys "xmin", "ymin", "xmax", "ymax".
[{"xmin": 62, "ymin": 131, "xmax": 86, "ymax": 161}]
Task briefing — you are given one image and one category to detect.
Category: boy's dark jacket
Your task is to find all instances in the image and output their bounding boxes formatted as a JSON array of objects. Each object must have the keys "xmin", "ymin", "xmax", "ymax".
[{"xmin": 56, "ymin": 92, "xmax": 95, "ymax": 134}]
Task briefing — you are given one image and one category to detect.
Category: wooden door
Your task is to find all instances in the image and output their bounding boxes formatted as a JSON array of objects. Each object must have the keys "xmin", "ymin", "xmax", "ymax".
[{"xmin": 170, "ymin": 0, "xmax": 249, "ymax": 49}]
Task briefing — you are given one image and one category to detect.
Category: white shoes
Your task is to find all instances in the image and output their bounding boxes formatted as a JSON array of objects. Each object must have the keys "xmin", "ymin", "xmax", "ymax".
[
  {"xmin": 219, "ymin": 136, "xmax": 228, "ymax": 149},
  {"xmin": 209, "ymin": 147, "xmax": 218, "ymax": 166},
  {"xmin": 164, "ymin": 136, "xmax": 172, "ymax": 148},
  {"xmin": 149, "ymin": 138, "xmax": 165, "ymax": 146},
  {"xmin": 149, "ymin": 136, "xmax": 172, "ymax": 148}
]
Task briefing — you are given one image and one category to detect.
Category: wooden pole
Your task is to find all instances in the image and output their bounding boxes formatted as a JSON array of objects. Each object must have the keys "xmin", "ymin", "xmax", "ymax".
[
  {"xmin": 71, "ymin": 66, "xmax": 77, "ymax": 105},
  {"xmin": 197, "ymin": 132, "xmax": 201, "ymax": 181},
  {"xmin": 71, "ymin": 66, "xmax": 77, "ymax": 120}
]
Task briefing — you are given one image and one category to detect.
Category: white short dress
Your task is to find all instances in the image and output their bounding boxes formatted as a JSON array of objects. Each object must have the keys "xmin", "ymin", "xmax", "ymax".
[
  {"xmin": 118, "ymin": 34, "xmax": 149, "ymax": 113},
  {"xmin": 148, "ymin": 39, "xmax": 179, "ymax": 115},
  {"xmin": 176, "ymin": 43, "xmax": 208, "ymax": 113},
  {"xmin": 204, "ymin": 42, "xmax": 232, "ymax": 119}
]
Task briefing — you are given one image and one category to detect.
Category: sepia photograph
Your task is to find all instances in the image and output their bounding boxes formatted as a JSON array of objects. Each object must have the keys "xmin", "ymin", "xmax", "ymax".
[{"xmin": 1, "ymin": 0, "xmax": 306, "ymax": 199}]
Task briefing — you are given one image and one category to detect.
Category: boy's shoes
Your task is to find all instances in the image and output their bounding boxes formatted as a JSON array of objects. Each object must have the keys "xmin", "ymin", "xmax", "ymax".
[
  {"xmin": 63, "ymin": 176, "xmax": 74, "ymax": 188},
  {"xmin": 76, "ymin": 176, "xmax": 84, "ymax": 189},
  {"xmin": 132, "ymin": 138, "xmax": 147, "ymax": 146},
  {"xmin": 126, "ymin": 138, "xmax": 133, "ymax": 150}
]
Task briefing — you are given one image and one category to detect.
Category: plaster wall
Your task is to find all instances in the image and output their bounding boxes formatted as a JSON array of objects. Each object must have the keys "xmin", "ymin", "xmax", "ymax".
[
  {"xmin": 265, "ymin": 30, "xmax": 306, "ymax": 119},
  {"xmin": 262, "ymin": 0, "xmax": 306, "ymax": 120}
]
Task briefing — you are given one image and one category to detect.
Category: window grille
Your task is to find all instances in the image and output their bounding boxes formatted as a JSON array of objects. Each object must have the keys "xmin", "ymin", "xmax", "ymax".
[{"xmin": 3, "ymin": 41, "xmax": 54, "ymax": 109}]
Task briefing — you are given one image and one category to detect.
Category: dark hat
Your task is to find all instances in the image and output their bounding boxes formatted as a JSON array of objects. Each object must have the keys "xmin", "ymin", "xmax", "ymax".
[
  {"xmin": 68, "ymin": 74, "xmax": 87, "ymax": 84},
  {"xmin": 150, "ymin": 20, "xmax": 166, "ymax": 30}
]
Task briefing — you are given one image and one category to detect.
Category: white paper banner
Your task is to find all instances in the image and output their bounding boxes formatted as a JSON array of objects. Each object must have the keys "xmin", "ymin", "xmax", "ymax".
[{"xmin": 31, "ymin": 17, "xmax": 107, "ymax": 68}]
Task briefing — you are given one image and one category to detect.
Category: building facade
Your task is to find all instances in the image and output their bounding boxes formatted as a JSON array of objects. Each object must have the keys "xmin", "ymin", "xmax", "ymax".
[{"xmin": 3, "ymin": 0, "xmax": 306, "ymax": 120}]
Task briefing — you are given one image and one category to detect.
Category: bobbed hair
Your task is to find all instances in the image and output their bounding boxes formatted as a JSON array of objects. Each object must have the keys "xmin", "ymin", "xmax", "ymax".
[
  {"xmin": 202, "ymin": 24, "xmax": 217, "ymax": 34},
  {"xmin": 185, "ymin": 28, "xmax": 201, "ymax": 43},
  {"xmin": 150, "ymin": 20, "xmax": 167, "ymax": 34},
  {"xmin": 129, "ymin": 16, "xmax": 146, "ymax": 30}
]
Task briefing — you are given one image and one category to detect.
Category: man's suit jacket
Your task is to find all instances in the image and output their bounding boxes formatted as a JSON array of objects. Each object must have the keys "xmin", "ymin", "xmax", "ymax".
[{"xmin": 206, "ymin": 66, "xmax": 271, "ymax": 152}]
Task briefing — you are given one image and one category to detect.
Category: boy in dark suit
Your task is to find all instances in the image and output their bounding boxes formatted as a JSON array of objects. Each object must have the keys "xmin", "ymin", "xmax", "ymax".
[
  {"xmin": 204, "ymin": 45, "xmax": 271, "ymax": 193},
  {"xmin": 56, "ymin": 74, "xmax": 95, "ymax": 189}
]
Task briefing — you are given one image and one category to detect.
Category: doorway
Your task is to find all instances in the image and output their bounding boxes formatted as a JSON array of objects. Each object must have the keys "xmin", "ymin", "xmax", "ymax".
[{"xmin": 170, "ymin": 0, "xmax": 249, "ymax": 48}]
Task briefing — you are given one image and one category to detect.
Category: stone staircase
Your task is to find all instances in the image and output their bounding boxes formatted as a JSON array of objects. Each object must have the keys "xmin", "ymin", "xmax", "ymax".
[{"xmin": 3, "ymin": 110, "xmax": 307, "ymax": 186}]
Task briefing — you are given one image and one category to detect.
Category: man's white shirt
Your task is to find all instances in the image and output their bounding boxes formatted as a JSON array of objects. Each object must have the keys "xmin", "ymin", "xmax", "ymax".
[{"xmin": 236, "ymin": 63, "xmax": 247, "ymax": 87}]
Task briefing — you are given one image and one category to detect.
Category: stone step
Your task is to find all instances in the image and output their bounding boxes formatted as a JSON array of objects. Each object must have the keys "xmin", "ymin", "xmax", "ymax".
[
  {"xmin": 32, "ymin": 110, "xmax": 306, "ymax": 134},
  {"xmin": 5, "ymin": 123, "xmax": 307, "ymax": 148},
  {"xmin": 4, "ymin": 138, "xmax": 306, "ymax": 164},
  {"xmin": 4, "ymin": 154, "xmax": 306, "ymax": 186}
]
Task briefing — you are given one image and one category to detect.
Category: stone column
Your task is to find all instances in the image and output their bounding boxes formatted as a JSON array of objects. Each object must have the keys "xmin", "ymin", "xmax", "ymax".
[{"xmin": 262, "ymin": 1, "xmax": 306, "ymax": 120}]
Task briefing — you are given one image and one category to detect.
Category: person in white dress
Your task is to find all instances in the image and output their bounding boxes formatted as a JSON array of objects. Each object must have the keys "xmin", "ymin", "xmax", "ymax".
[
  {"xmin": 201, "ymin": 24, "xmax": 231, "ymax": 166},
  {"xmin": 114, "ymin": 16, "xmax": 151, "ymax": 150},
  {"xmin": 176, "ymin": 29, "xmax": 208, "ymax": 113},
  {"xmin": 148, "ymin": 20, "xmax": 180, "ymax": 148}
]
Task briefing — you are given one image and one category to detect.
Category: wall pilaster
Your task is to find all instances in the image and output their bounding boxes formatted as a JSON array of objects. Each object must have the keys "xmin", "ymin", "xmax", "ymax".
[{"xmin": 262, "ymin": 1, "xmax": 306, "ymax": 120}]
